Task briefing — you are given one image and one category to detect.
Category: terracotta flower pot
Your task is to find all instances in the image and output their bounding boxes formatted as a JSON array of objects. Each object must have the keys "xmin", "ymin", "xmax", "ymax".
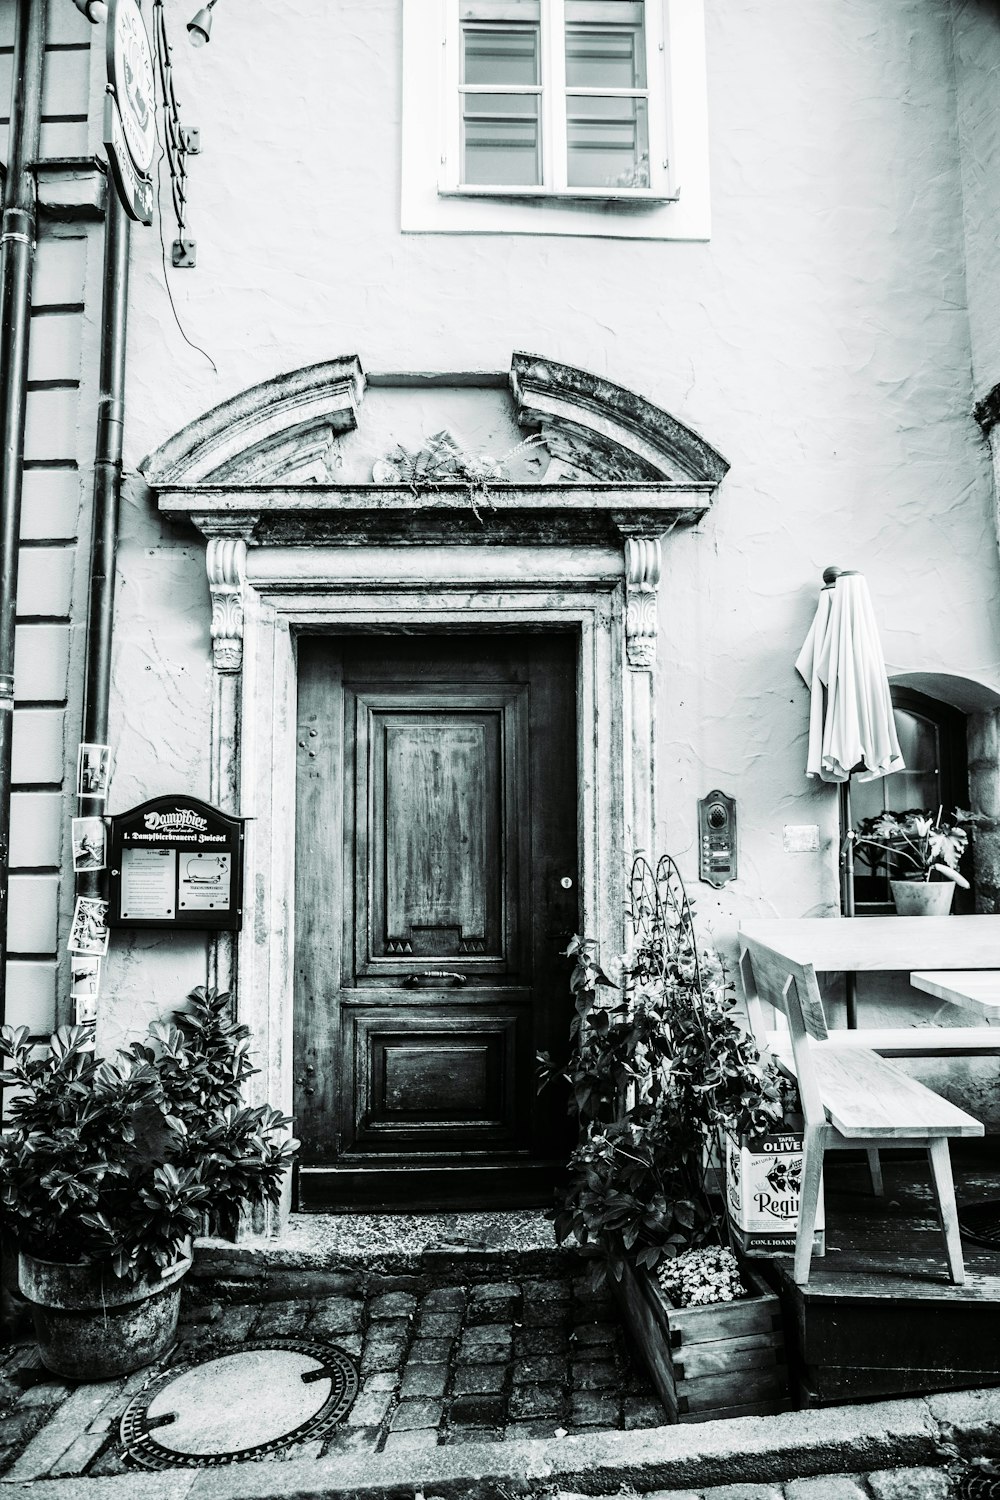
[
  {"xmin": 890, "ymin": 880, "xmax": 956, "ymax": 917},
  {"xmin": 18, "ymin": 1247, "xmax": 192, "ymax": 1380}
]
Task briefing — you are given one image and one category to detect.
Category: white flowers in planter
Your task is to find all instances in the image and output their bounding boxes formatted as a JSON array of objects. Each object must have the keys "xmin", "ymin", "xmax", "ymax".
[{"xmin": 657, "ymin": 1246, "xmax": 746, "ymax": 1309}]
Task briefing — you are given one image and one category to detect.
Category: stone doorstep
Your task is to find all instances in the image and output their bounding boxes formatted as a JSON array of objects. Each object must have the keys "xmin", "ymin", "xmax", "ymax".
[
  {"xmin": 190, "ymin": 1230, "xmax": 580, "ymax": 1288},
  {"xmin": 1, "ymin": 1388, "xmax": 998, "ymax": 1500}
]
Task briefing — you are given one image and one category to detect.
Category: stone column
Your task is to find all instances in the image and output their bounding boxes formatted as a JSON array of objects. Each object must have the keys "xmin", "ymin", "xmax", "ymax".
[
  {"xmin": 969, "ymin": 707, "xmax": 1000, "ymax": 913},
  {"xmin": 206, "ymin": 536, "xmax": 246, "ymax": 996},
  {"xmin": 622, "ymin": 535, "xmax": 662, "ymax": 861},
  {"xmin": 972, "ymin": 389, "xmax": 1000, "ymax": 912}
]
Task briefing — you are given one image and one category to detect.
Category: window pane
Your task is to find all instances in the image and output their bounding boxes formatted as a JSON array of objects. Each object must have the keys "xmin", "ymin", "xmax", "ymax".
[
  {"xmin": 463, "ymin": 24, "xmax": 539, "ymax": 85},
  {"xmin": 893, "ymin": 712, "xmax": 938, "ymax": 788},
  {"xmin": 463, "ymin": 94, "xmax": 540, "ymax": 184},
  {"xmin": 566, "ymin": 4, "xmax": 646, "ymax": 88},
  {"xmin": 566, "ymin": 95, "xmax": 648, "ymax": 186}
]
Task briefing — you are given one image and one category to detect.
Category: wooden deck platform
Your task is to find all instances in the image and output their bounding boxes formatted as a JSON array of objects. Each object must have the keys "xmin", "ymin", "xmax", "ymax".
[{"xmin": 764, "ymin": 1146, "xmax": 1000, "ymax": 1406}]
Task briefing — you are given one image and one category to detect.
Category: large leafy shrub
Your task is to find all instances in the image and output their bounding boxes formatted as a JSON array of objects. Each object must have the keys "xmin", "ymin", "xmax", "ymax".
[
  {"xmin": 0, "ymin": 987, "xmax": 297, "ymax": 1282},
  {"xmin": 540, "ymin": 856, "xmax": 787, "ymax": 1284}
]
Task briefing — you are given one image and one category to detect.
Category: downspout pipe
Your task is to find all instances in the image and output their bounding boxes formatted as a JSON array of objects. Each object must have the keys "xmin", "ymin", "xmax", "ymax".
[
  {"xmin": 0, "ymin": 0, "xmax": 46, "ymax": 1026},
  {"xmin": 76, "ymin": 194, "xmax": 131, "ymax": 906}
]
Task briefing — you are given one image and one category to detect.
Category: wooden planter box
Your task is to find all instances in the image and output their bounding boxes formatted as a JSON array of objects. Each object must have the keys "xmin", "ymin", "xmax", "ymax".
[{"xmin": 614, "ymin": 1258, "xmax": 790, "ymax": 1423}]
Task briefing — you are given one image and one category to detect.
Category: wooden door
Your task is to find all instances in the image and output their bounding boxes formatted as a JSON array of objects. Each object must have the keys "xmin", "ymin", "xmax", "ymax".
[{"xmin": 293, "ymin": 634, "xmax": 578, "ymax": 1209}]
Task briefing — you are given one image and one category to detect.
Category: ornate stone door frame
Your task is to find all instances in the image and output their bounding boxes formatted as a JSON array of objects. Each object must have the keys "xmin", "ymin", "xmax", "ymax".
[{"xmin": 143, "ymin": 353, "xmax": 729, "ymax": 1233}]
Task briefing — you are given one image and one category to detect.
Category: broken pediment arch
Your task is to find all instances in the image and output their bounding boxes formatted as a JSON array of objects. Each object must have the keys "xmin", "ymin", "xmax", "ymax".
[{"xmin": 141, "ymin": 352, "xmax": 729, "ymax": 492}]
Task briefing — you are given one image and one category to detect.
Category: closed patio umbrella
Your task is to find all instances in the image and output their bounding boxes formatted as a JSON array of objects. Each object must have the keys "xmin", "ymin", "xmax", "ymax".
[
  {"xmin": 795, "ymin": 567, "xmax": 904, "ymax": 1024},
  {"xmin": 796, "ymin": 569, "xmax": 904, "ymax": 787}
]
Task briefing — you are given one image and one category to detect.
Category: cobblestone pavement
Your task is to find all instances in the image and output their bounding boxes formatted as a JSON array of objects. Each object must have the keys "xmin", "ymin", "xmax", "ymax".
[{"xmin": 0, "ymin": 1268, "xmax": 670, "ymax": 1479}]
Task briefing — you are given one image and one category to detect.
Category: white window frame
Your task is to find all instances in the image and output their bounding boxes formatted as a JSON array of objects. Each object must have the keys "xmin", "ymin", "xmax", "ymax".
[
  {"xmin": 443, "ymin": 0, "xmax": 670, "ymax": 201},
  {"xmin": 402, "ymin": 0, "xmax": 710, "ymax": 239}
]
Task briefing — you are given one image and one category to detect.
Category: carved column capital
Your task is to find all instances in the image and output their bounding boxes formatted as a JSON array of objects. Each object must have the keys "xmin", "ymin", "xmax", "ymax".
[
  {"xmin": 206, "ymin": 537, "xmax": 247, "ymax": 674},
  {"xmin": 624, "ymin": 536, "xmax": 662, "ymax": 671}
]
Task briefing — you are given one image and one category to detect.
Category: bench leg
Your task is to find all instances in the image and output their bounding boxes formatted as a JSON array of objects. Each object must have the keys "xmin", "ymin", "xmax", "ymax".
[
  {"xmin": 794, "ymin": 1129, "xmax": 826, "ymax": 1286},
  {"xmin": 927, "ymin": 1137, "xmax": 965, "ymax": 1286},
  {"xmin": 867, "ymin": 1148, "xmax": 884, "ymax": 1198}
]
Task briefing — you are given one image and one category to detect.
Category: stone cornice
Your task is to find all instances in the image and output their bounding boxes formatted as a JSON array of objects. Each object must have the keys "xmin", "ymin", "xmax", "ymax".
[{"xmin": 155, "ymin": 481, "xmax": 715, "ymax": 546}]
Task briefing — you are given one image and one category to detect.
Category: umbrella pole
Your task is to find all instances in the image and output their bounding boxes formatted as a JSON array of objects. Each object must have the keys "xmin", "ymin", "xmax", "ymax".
[{"xmin": 839, "ymin": 778, "xmax": 858, "ymax": 1028}]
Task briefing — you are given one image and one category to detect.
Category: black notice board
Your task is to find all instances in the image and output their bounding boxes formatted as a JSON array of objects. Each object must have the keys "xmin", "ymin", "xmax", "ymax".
[{"xmin": 108, "ymin": 796, "xmax": 245, "ymax": 931}]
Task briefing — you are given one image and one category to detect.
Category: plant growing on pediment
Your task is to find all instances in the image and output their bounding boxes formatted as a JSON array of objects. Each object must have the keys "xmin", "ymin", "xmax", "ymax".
[{"xmin": 373, "ymin": 429, "xmax": 545, "ymax": 516}]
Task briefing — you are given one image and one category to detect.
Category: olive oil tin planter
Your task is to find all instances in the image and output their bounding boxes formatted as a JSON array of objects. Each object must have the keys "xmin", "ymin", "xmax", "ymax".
[{"xmin": 18, "ymin": 1248, "xmax": 192, "ymax": 1379}]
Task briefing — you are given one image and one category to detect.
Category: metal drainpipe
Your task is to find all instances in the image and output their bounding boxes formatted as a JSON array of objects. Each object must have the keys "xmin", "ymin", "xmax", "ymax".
[
  {"xmin": 76, "ymin": 194, "xmax": 131, "ymax": 908},
  {"xmin": 0, "ymin": 0, "xmax": 46, "ymax": 1028}
]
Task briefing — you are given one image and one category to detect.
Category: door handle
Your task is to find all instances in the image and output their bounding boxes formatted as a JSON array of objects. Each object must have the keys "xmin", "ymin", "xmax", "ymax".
[{"xmin": 403, "ymin": 971, "xmax": 468, "ymax": 988}]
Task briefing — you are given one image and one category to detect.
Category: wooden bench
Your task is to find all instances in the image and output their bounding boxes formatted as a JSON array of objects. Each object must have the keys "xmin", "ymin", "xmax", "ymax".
[{"xmin": 740, "ymin": 936, "xmax": 984, "ymax": 1287}]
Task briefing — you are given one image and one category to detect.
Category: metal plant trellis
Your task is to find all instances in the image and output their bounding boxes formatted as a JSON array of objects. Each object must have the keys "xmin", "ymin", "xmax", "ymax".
[
  {"xmin": 624, "ymin": 854, "xmax": 789, "ymax": 1227},
  {"xmin": 625, "ymin": 853, "xmax": 728, "ymax": 1214},
  {"xmin": 628, "ymin": 853, "xmax": 707, "ymax": 987}
]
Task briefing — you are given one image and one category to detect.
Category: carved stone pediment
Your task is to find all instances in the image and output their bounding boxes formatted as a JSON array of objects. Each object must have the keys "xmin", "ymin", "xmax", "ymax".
[{"xmin": 141, "ymin": 353, "xmax": 729, "ymax": 546}]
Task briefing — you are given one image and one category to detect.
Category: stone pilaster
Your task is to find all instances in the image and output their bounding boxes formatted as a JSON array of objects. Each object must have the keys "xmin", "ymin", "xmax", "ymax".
[
  {"xmin": 205, "ymin": 538, "xmax": 247, "ymax": 997},
  {"xmin": 622, "ymin": 536, "xmax": 662, "ymax": 859}
]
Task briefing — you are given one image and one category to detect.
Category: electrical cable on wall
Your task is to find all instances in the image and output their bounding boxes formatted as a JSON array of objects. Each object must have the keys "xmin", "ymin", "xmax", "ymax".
[{"xmin": 151, "ymin": 0, "xmax": 217, "ymax": 370}]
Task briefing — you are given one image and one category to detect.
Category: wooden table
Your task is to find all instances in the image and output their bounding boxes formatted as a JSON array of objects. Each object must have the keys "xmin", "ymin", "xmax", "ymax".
[
  {"xmin": 739, "ymin": 916, "xmax": 1000, "ymax": 975},
  {"xmin": 910, "ymin": 970, "xmax": 1000, "ymax": 1019},
  {"xmin": 739, "ymin": 916, "xmax": 1000, "ymax": 1053}
]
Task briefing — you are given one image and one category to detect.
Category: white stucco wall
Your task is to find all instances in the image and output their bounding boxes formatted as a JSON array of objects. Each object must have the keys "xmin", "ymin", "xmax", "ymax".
[
  {"xmin": 953, "ymin": 0, "xmax": 1000, "ymax": 401},
  {"xmin": 100, "ymin": 0, "xmax": 1000, "ymax": 1057}
]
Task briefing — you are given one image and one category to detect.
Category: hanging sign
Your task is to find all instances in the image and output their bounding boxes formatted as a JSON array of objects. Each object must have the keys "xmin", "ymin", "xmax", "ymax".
[
  {"xmin": 108, "ymin": 796, "xmax": 245, "ymax": 931},
  {"xmin": 104, "ymin": 0, "xmax": 155, "ymax": 224}
]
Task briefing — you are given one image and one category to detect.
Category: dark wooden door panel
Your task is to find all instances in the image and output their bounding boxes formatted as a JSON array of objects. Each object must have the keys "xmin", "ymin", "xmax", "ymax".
[
  {"xmin": 294, "ymin": 633, "xmax": 577, "ymax": 1205},
  {"xmin": 351, "ymin": 684, "xmax": 526, "ymax": 978},
  {"xmin": 344, "ymin": 1005, "xmax": 528, "ymax": 1152},
  {"xmin": 384, "ymin": 718, "xmax": 492, "ymax": 947}
]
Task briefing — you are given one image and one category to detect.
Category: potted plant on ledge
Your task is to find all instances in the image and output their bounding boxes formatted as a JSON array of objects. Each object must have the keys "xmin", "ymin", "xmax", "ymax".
[
  {"xmin": 0, "ymin": 987, "xmax": 297, "ymax": 1380},
  {"xmin": 539, "ymin": 855, "xmax": 792, "ymax": 1423},
  {"xmin": 853, "ymin": 807, "xmax": 974, "ymax": 915}
]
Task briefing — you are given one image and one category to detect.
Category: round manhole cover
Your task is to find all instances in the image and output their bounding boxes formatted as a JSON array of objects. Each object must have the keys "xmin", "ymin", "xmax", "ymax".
[{"xmin": 120, "ymin": 1339, "xmax": 359, "ymax": 1469}]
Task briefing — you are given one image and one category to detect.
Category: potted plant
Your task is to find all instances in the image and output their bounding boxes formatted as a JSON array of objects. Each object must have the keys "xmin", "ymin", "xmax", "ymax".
[
  {"xmin": 853, "ymin": 807, "xmax": 974, "ymax": 915},
  {"xmin": 539, "ymin": 856, "xmax": 792, "ymax": 1422},
  {"xmin": 0, "ymin": 987, "xmax": 297, "ymax": 1380}
]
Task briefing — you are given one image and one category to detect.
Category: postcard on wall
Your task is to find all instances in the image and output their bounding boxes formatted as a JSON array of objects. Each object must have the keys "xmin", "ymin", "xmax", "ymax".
[
  {"xmin": 72, "ymin": 817, "xmax": 107, "ymax": 873},
  {"xmin": 70, "ymin": 955, "xmax": 101, "ymax": 999},
  {"xmin": 77, "ymin": 743, "xmax": 111, "ymax": 801},
  {"xmin": 74, "ymin": 993, "xmax": 98, "ymax": 1025},
  {"xmin": 68, "ymin": 897, "xmax": 110, "ymax": 956},
  {"xmin": 71, "ymin": 956, "xmax": 100, "ymax": 1025}
]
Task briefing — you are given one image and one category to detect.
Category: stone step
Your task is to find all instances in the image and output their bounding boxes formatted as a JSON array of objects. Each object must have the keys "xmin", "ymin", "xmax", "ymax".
[{"xmin": 192, "ymin": 1210, "xmax": 583, "ymax": 1289}]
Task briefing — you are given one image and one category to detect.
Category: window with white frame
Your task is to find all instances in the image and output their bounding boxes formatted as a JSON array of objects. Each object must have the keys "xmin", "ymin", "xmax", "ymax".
[
  {"xmin": 447, "ymin": 0, "xmax": 667, "ymax": 198},
  {"xmin": 401, "ymin": 0, "xmax": 710, "ymax": 239}
]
